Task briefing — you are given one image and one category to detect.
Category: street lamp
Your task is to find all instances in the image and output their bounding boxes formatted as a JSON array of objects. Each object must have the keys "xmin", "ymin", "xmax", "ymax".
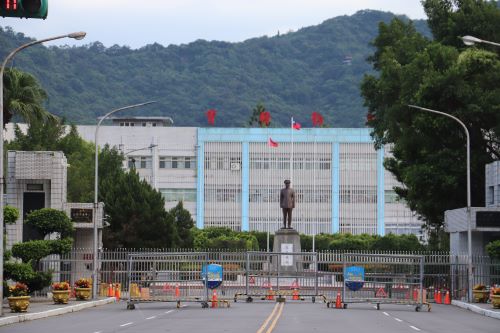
[
  {"xmin": 408, "ymin": 104, "xmax": 473, "ymax": 302},
  {"xmin": 93, "ymin": 101, "xmax": 156, "ymax": 299},
  {"xmin": 0, "ymin": 31, "xmax": 86, "ymax": 316},
  {"xmin": 461, "ymin": 35, "xmax": 500, "ymax": 47}
]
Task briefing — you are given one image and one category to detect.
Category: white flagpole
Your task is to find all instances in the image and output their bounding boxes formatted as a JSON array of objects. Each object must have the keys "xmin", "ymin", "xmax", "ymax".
[
  {"xmin": 313, "ymin": 128, "xmax": 317, "ymax": 252},
  {"xmin": 267, "ymin": 125, "xmax": 270, "ymax": 252},
  {"xmin": 291, "ymin": 116, "xmax": 294, "ymax": 183}
]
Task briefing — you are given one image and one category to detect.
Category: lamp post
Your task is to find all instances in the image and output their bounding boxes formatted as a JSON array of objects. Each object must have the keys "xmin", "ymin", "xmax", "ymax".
[
  {"xmin": 0, "ymin": 31, "xmax": 86, "ymax": 316},
  {"xmin": 93, "ymin": 101, "xmax": 156, "ymax": 299},
  {"xmin": 408, "ymin": 104, "xmax": 473, "ymax": 302},
  {"xmin": 461, "ymin": 35, "xmax": 500, "ymax": 47}
]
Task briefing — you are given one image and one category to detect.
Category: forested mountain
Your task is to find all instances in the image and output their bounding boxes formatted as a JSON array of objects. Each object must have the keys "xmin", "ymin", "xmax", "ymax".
[{"xmin": 0, "ymin": 10, "xmax": 429, "ymax": 127}]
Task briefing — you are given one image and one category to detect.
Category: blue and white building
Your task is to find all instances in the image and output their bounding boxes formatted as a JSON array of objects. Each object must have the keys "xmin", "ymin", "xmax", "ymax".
[{"xmin": 10, "ymin": 119, "xmax": 422, "ymax": 238}]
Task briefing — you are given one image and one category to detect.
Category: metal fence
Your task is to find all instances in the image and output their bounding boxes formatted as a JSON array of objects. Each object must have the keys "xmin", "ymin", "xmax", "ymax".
[{"xmin": 35, "ymin": 248, "xmax": 500, "ymax": 303}]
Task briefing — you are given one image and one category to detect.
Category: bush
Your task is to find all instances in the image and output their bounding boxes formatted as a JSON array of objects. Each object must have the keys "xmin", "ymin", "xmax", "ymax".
[
  {"xmin": 486, "ymin": 240, "xmax": 500, "ymax": 260},
  {"xmin": 4, "ymin": 205, "xmax": 19, "ymax": 225},
  {"xmin": 26, "ymin": 271, "xmax": 52, "ymax": 292},
  {"xmin": 4, "ymin": 261, "xmax": 36, "ymax": 282},
  {"xmin": 48, "ymin": 238, "xmax": 74, "ymax": 255},
  {"xmin": 25, "ymin": 208, "xmax": 73, "ymax": 237},
  {"xmin": 12, "ymin": 240, "xmax": 52, "ymax": 263}
]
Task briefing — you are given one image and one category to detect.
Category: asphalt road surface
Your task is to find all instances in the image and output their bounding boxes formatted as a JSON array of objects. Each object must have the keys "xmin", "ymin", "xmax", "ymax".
[{"xmin": 1, "ymin": 301, "xmax": 498, "ymax": 333}]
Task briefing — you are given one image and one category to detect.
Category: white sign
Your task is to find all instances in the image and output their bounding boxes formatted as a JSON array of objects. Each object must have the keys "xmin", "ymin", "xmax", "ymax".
[{"xmin": 281, "ymin": 243, "xmax": 293, "ymax": 266}]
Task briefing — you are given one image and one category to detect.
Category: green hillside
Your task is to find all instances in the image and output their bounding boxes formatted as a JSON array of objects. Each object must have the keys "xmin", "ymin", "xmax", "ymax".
[{"xmin": 0, "ymin": 10, "xmax": 429, "ymax": 127}]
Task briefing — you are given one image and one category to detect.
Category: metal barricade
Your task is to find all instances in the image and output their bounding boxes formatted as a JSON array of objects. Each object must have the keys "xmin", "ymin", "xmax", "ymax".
[
  {"xmin": 235, "ymin": 251, "xmax": 321, "ymax": 303},
  {"xmin": 340, "ymin": 253, "xmax": 431, "ymax": 312},
  {"xmin": 126, "ymin": 252, "xmax": 210, "ymax": 309}
]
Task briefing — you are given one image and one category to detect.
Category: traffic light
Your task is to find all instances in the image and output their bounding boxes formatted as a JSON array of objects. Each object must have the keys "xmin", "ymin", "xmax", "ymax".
[{"xmin": 0, "ymin": 0, "xmax": 48, "ymax": 19}]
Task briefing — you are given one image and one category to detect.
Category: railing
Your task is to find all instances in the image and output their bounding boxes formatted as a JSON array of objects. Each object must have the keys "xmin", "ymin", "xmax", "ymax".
[{"xmin": 32, "ymin": 248, "xmax": 500, "ymax": 302}]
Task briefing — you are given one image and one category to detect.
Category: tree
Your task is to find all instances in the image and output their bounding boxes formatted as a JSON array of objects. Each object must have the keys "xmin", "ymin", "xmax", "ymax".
[
  {"xmin": 2, "ymin": 68, "xmax": 56, "ymax": 126},
  {"xmin": 6, "ymin": 208, "xmax": 74, "ymax": 293},
  {"xmin": 100, "ymin": 168, "xmax": 177, "ymax": 248},
  {"xmin": 168, "ymin": 201, "xmax": 194, "ymax": 248},
  {"xmin": 6, "ymin": 120, "xmax": 95, "ymax": 202},
  {"xmin": 360, "ymin": 2, "xmax": 500, "ymax": 241},
  {"xmin": 248, "ymin": 103, "xmax": 268, "ymax": 127}
]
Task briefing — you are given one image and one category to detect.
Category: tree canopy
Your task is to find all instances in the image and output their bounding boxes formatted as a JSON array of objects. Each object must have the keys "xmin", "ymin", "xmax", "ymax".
[
  {"xmin": 0, "ymin": 10, "xmax": 430, "ymax": 127},
  {"xmin": 361, "ymin": 0, "xmax": 500, "ymax": 244}
]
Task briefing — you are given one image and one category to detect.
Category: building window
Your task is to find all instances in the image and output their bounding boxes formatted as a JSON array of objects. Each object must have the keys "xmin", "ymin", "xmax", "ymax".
[
  {"xmin": 488, "ymin": 186, "xmax": 494, "ymax": 205},
  {"xmin": 152, "ymin": 123, "xmax": 157, "ymax": 127},
  {"xmin": 142, "ymin": 122, "xmax": 146, "ymax": 127},
  {"xmin": 385, "ymin": 190, "xmax": 399, "ymax": 204},
  {"xmin": 128, "ymin": 157, "xmax": 136, "ymax": 169},
  {"xmin": 159, "ymin": 156, "xmax": 196, "ymax": 169},
  {"xmin": 128, "ymin": 156, "xmax": 151, "ymax": 169},
  {"xmin": 140, "ymin": 157, "xmax": 147, "ymax": 168},
  {"xmin": 160, "ymin": 188, "xmax": 196, "ymax": 202}
]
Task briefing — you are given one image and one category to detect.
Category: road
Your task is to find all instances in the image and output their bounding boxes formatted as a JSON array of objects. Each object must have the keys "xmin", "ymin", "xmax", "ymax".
[{"xmin": 1, "ymin": 301, "xmax": 498, "ymax": 333}]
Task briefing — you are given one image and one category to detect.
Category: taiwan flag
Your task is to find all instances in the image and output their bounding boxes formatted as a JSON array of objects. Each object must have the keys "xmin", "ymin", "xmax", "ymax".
[
  {"xmin": 268, "ymin": 137, "xmax": 279, "ymax": 147},
  {"xmin": 291, "ymin": 117, "xmax": 301, "ymax": 130}
]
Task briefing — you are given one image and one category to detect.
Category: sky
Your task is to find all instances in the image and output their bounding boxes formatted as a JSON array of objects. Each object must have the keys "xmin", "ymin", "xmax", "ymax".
[{"xmin": 1, "ymin": 0, "xmax": 427, "ymax": 49}]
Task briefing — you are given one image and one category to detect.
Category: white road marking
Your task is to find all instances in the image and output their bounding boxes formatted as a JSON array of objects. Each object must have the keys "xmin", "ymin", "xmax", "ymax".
[
  {"xmin": 120, "ymin": 322, "xmax": 133, "ymax": 327},
  {"xmin": 383, "ymin": 312, "xmax": 389, "ymax": 316},
  {"xmin": 394, "ymin": 318, "xmax": 403, "ymax": 322},
  {"xmin": 410, "ymin": 326, "xmax": 421, "ymax": 331},
  {"xmin": 165, "ymin": 310, "xmax": 174, "ymax": 314},
  {"xmin": 93, "ymin": 331, "xmax": 102, "ymax": 333},
  {"xmin": 146, "ymin": 316, "xmax": 156, "ymax": 320}
]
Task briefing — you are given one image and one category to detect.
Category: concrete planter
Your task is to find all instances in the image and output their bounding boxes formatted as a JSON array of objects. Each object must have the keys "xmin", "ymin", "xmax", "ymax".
[
  {"xmin": 491, "ymin": 294, "xmax": 500, "ymax": 309},
  {"xmin": 472, "ymin": 290, "xmax": 489, "ymax": 303},
  {"xmin": 7, "ymin": 296, "xmax": 31, "ymax": 312},
  {"xmin": 75, "ymin": 287, "xmax": 91, "ymax": 300},
  {"xmin": 52, "ymin": 290, "xmax": 71, "ymax": 304}
]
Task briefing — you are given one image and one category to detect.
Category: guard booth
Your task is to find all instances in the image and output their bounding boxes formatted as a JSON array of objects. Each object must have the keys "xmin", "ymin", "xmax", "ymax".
[{"xmin": 5, "ymin": 151, "xmax": 104, "ymax": 283}]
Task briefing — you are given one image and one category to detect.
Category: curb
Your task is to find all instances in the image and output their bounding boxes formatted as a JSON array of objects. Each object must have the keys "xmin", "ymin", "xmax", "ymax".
[
  {"xmin": 0, "ymin": 297, "xmax": 116, "ymax": 327},
  {"xmin": 452, "ymin": 300, "xmax": 500, "ymax": 320}
]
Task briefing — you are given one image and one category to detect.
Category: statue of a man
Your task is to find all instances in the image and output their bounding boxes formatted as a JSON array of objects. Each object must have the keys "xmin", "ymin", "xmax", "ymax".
[{"xmin": 280, "ymin": 179, "xmax": 295, "ymax": 229}]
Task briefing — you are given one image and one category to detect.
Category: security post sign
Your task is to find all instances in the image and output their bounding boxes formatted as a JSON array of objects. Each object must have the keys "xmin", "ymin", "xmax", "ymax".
[
  {"xmin": 344, "ymin": 266, "xmax": 365, "ymax": 292},
  {"xmin": 201, "ymin": 264, "xmax": 223, "ymax": 289}
]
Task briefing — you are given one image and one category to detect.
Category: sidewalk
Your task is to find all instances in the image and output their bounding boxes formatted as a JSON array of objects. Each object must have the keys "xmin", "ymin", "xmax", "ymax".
[
  {"xmin": 0, "ymin": 297, "xmax": 116, "ymax": 327},
  {"xmin": 452, "ymin": 300, "xmax": 500, "ymax": 320}
]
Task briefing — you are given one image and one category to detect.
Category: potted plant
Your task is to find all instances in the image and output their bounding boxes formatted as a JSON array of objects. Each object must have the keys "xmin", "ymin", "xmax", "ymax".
[
  {"xmin": 52, "ymin": 281, "xmax": 71, "ymax": 304},
  {"xmin": 7, "ymin": 282, "xmax": 30, "ymax": 312},
  {"xmin": 472, "ymin": 284, "xmax": 488, "ymax": 303},
  {"xmin": 74, "ymin": 278, "xmax": 92, "ymax": 300},
  {"xmin": 491, "ymin": 287, "xmax": 500, "ymax": 309}
]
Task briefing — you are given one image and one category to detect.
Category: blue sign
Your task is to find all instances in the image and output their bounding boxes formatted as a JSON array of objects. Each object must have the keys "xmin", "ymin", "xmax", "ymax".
[
  {"xmin": 344, "ymin": 266, "xmax": 365, "ymax": 291},
  {"xmin": 201, "ymin": 264, "xmax": 223, "ymax": 289}
]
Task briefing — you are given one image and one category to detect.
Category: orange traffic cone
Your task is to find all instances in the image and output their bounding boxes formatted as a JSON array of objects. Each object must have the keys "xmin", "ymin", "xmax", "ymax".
[
  {"xmin": 175, "ymin": 284, "xmax": 180, "ymax": 298},
  {"xmin": 436, "ymin": 290, "xmax": 442, "ymax": 304},
  {"xmin": 211, "ymin": 289, "xmax": 218, "ymax": 308},
  {"xmin": 115, "ymin": 283, "xmax": 121, "ymax": 301},
  {"xmin": 266, "ymin": 287, "xmax": 275, "ymax": 300},
  {"xmin": 292, "ymin": 289, "xmax": 300, "ymax": 300},
  {"xmin": 335, "ymin": 292, "xmax": 342, "ymax": 309},
  {"xmin": 444, "ymin": 291, "xmax": 450, "ymax": 305},
  {"xmin": 107, "ymin": 283, "xmax": 114, "ymax": 297}
]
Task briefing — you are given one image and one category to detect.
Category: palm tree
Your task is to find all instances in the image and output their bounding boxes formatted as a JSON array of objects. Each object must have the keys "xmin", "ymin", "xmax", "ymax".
[{"xmin": 2, "ymin": 68, "xmax": 57, "ymax": 126}]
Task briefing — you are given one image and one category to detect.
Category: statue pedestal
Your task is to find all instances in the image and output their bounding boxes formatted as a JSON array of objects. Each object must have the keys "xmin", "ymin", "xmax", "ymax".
[{"xmin": 273, "ymin": 228, "xmax": 301, "ymax": 273}]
